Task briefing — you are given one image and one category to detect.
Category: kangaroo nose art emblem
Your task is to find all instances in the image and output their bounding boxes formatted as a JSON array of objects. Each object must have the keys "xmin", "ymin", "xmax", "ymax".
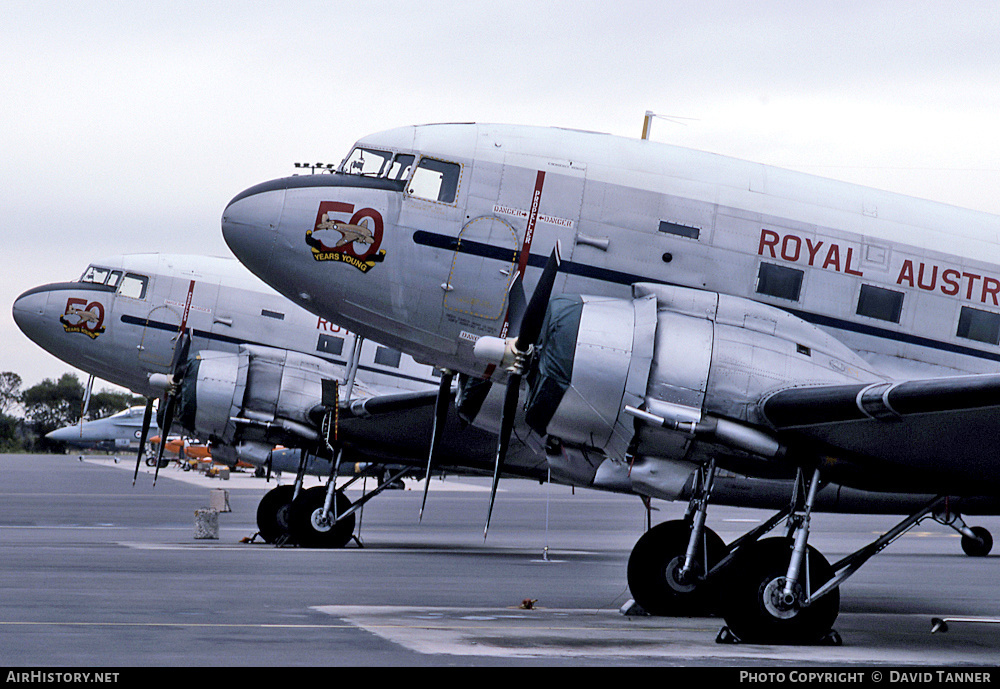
[
  {"xmin": 305, "ymin": 201, "xmax": 386, "ymax": 273},
  {"xmin": 60, "ymin": 298, "xmax": 106, "ymax": 339}
]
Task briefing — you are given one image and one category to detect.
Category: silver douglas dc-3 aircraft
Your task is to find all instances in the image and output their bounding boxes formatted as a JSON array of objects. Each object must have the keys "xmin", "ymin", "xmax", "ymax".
[
  {"xmin": 12, "ymin": 253, "xmax": 531, "ymax": 546},
  {"xmin": 14, "ymin": 252, "xmax": 985, "ymax": 572},
  {"xmin": 221, "ymin": 122, "xmax": 1000, "ymax": 644}
]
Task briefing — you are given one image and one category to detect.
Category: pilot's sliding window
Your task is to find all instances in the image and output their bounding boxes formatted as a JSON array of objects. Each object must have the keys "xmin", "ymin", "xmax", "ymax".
[
  {"xmin": 856, "ymin": 284, "xmax": 904, "ymax": 323},
  {"xmin": 118, "ymin": 273, "xmax": 148, "ymax": 300},
  {"xmin": 957, "ymin": 306, "xmax": 1000, "ymax": 345},
  {"xmin": 755, "ymin": 262, "xmax": 803, "ymax": 301},
  {"xmin": 408, "ymin": 157, "xmax": 461, "ymax": 204}
]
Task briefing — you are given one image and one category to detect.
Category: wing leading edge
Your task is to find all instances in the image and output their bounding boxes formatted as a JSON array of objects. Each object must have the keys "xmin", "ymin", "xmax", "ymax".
[{"xmin": 759, "ymin": 373, "xmax": 1000, "ymax": 494}]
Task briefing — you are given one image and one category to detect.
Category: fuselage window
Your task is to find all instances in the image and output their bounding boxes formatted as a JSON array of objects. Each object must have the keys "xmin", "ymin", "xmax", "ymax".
[
  {"xmin": 317, "ymin": 334, "xmax": 345, "ymax": 356},
  {"xmin": 106, "ymin": 271, "xmax": 122, "ymax": 288},
  {"xmin": 658, "ymin": 220, "xmax": 700, "ymax": 240},
  {"xmin": 374, "ymin": 346, "xmax": 402, "ymax": 368},
  {"xmin": 408, "ymin": 157, "xmax": 461, "ymax": 204},
  {"xmin": 957, "ymin": 306, "xmax": 1000, "ymax": 345},
  {"xmin": 856, "ymin": 284, "xmax": 904, "ymax": 323},
  {"xmin": 118, "ymin": 273, "xmax": 148, "ymax": 300},
  {"xmin": 755, "ymin": 262, "xmax": 803, "ymax": 301}
]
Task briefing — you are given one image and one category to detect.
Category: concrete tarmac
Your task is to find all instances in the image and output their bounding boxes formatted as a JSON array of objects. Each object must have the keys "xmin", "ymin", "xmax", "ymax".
[{"xmin": 1, "ymin": 453, "xmax": 999, "ymax": 668}]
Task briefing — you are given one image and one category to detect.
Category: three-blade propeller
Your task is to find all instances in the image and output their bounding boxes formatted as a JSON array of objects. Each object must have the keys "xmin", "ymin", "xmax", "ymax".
[
  {"xmin": 133, "ymin": 330, "xmax": 191, "ymax": 485},
  {"xmin": 483, "ymin": 242, "xmax": 561, "ymax": 539}
]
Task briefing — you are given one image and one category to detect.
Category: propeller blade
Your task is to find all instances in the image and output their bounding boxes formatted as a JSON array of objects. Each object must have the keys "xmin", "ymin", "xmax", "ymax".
[
  {"xmin": 170, "ymin": 331, "xmax": 192, "ymax": 378},
  {"xmin": 79, "ymin": 374, "xmax": 94, "ymax": 436},
  {"xmin": 152, "ymin": 395, "xmax": 177, "ymax": 486},
  {"xmin": 484, "ymin": 371, "xmax": 522, "ymax": 539},
  {"xmin": 132, "ymin": 397, "xmax": 155, "ymax": 486},
  {"xmin": 504, "ymin": 271, "xmax": 527, "ymax": 337},
  {"xmin": 150, "ymin": 329, "xmax": 191, "ymax": 486},
  {"xmin": 514, "ymin": 242, "xmax": 561, "ymax": 351},
  {"xmin": 420, "ymin": 370, "xmax": 454, "ymax": 522}
]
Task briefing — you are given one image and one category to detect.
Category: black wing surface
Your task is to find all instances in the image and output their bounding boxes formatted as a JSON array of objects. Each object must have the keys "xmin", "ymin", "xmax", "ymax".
[{"xmin": 759, "ymin": 373, "xmax": 1000, "ymax": 493}]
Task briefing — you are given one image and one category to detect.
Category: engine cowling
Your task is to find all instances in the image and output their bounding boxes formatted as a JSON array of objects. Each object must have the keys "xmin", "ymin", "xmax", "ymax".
[
  {"xmin": 522, "ymin": 283, "xmax": 886, "ymax": 498},
  {"xmin": 174, "ymin": 344, "xmax": 344, "ymax": 464}
]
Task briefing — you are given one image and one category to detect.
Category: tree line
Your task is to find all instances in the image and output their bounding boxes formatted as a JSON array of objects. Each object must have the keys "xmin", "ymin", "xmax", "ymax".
[{"xmin": 0, "ymin": 371, "xmax": 145, "ymax": 452}]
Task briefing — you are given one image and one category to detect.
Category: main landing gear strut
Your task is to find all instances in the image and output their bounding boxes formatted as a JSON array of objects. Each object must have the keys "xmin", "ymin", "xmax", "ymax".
[{"xmin": 627, "ymin": 464, "xmax": 993, "ymax": 644}]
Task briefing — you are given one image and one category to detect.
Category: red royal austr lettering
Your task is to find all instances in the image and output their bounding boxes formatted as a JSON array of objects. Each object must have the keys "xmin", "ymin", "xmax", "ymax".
[
  {"xmin": 758, "ymin": 229, "xmax": 779, "ymax": 257},
  {"xmin": 897, "ymin": 260, "xmax": 915, "ymax": 287},
  {"xmin": 805, "ymin": 238, "xmax": 824, "ymax": 266},
  {"xmin": 845, "ymin": 247, "xmax": 863, "ymax": 276}
]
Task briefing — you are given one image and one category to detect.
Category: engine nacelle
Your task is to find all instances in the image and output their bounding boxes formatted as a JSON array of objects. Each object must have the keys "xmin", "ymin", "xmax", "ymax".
[
  {"xmin": 176, "ymin": 344, "xmax": 344, "ymax": 456},
  {"xmin": 524, "ymin": 294, "xmax": 655, "ymax": 454},
  {"xmin": 524, "ymin": 283, "xmax": 886, "ymax": 492}
]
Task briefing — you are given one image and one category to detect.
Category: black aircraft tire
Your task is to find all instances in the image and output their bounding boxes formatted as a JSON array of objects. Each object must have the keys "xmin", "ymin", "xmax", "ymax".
[
  {"xmin": 627, "ymin": 519, "xmax": 727, "ymax": 616},
  {"xmin": 720, "ymin": 537, "xmax": 839, "ymax": 645},
  {"xmin": 961, "ymin": 526, "xmax": 993, "ymax": 557},
  {"xmin": 287, "ymin": 486, "xmax": 355, "ymax": 548},
  {"xmin": 256, "ymin": 485, "xmax": 297, "ymax": 544}
]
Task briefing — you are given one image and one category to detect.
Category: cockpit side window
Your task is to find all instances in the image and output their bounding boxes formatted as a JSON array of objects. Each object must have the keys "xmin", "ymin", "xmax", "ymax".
[
  {"xmin": 387, "ymin": 154, "xmax": 415, "ymax": 181},
  {"xmin": 117, "ymin": 273, "xmax": 148, "ymax": 300},
  {"xmin": 408, "ymin": 156, "xmax": 462, "ymax": 204},
  {"xmin": 342, "ymin": 147, "xmax": 394, "ymax": 177}
]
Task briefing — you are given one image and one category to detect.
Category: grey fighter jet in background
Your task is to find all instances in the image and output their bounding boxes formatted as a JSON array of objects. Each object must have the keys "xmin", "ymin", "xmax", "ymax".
[{"xmin": 46, "ymin": 404, "xmax": 157, "ymax": 453}]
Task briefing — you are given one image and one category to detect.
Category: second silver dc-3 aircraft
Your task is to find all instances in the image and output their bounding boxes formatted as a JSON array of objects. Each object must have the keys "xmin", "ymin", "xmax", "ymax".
[
  {"xmin": 219, "ymin": 119, "xmax": 1000, "ymax": 644},
  {"xmin": 13, "ymin": 253, "xmax": 525, "ymax": 545}
]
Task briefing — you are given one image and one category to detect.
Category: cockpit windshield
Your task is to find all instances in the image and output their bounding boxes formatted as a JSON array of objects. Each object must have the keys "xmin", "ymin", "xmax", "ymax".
[
  {"xmin": 80, "ymin": 265, "xmax": 114, "ymax": 285},
  {"xmin": 340, "ymin": 147, "xmax": 414, "ymax": 182},
  {"xmin": 79, "ymin": 264, "xmax": 147, "ymax": 299}
]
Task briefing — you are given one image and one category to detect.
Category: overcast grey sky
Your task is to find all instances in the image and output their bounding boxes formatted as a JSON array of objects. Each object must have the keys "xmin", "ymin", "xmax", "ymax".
[{"xmin": 4, "ymin": 0, "xmax": 1000, "ymax": 392}]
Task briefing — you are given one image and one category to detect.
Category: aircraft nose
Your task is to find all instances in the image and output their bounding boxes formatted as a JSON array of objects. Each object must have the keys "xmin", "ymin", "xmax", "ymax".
[
  {"xmin": 222, "ymin": 185, "xmax": 282, "ymax": 277},
  {"xmin": 45, "ymin": 426, "xmax": 75, "ymax": 442},
  {"xmin": 12, "ymin": 286, "xmax": 50, "ymax": 343}
]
